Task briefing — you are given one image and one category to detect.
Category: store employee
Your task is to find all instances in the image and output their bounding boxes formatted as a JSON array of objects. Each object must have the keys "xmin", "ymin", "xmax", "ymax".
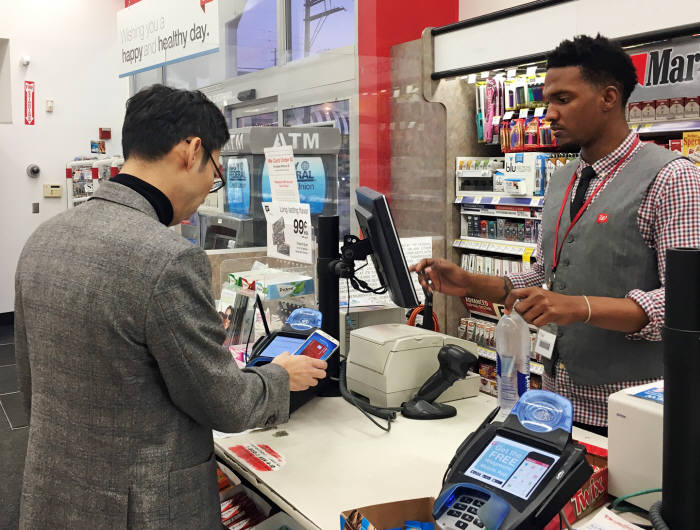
[
  {"xmin": 14, "ymin": 85, "xmax": 327, "ymax": 528},
  {"xmin": 412, "ymin": 34, "xmax": 700, "ymax": 436}
]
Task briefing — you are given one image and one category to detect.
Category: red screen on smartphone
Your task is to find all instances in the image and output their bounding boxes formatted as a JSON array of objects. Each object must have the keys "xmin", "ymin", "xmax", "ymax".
[{"xmin": 298, "ymin": 339, "xmax": 328, "ymax": 359}]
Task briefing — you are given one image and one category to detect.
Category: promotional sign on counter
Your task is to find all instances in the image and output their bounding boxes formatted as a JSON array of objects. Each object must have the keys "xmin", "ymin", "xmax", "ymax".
[
  {"xmin": 262, "ymin": 146, "xmax": 300, "ymax": 204},
  {"xmin": 262, "ymin": 201, "xmax": 312, "ymax": 264},
  {"xmin": 117, "ymin": 0, "xmax": 219, "ymax": 77}
]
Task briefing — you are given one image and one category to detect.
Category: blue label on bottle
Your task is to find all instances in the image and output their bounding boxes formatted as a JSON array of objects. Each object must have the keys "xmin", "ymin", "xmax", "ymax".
[{"xmin": 517, "ymin": 371, "xmax": 529, "ymax": 397}]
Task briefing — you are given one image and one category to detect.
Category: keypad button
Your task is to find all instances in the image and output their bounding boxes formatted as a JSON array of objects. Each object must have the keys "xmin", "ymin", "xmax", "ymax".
[
  {"xmin": 455, "ymin": 521, "xmax": 468, "ymax": 529},
  {"xmin": 448, "ymin": 509, "xmax": 462, "ymax": 517},
  {"xmin": 472, "ymin": 499, "xmax": 485, "ymax": 507},
  {"xmin": 454, "ymin": 502, "xmax": 467, "ymax": 510},
  {"xmin": 474, "ymin": 519, "xmax": 485, "ymax": 528},
  {"xmin": 467, "ymin": 506, "xmax": 479, "ymax": 515},
  {"xmin": 461, "ymin": 513, "xmax": 474, "ymax": 522},
  {"xmin": 463, "ymin": 496, "xmax": 474, "ymax": 504}
]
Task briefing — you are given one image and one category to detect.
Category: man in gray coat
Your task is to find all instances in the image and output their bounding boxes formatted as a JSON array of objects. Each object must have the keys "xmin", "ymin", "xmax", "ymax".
[{"xmin": 14, "ymin": 85, "xmax": 327, "ymax": 529}]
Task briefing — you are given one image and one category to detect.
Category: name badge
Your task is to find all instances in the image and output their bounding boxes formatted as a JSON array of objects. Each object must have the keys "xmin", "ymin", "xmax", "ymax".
[{"xmin": 534, "ymin": 324, "xmax": 557, "ymax": 360}]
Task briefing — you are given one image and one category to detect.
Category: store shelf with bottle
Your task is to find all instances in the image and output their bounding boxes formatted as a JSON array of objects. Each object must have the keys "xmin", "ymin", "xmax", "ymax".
[{"xmin": 458, "ymin": 313, "xmax": 544, "ymax": 396}]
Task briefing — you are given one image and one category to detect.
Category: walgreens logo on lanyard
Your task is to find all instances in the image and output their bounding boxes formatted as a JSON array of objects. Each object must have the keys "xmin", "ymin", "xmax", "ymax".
[{"xmin": 630, "ymin": 47, "xmax": 700, "ymax": 87}]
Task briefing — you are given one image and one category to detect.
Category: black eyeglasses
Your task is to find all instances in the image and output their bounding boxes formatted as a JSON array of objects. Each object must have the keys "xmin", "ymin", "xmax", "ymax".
[
  {"xmin": 206, "ymin": 148, "xmax": 225, "ymax": 193},
  {"xmin": 186, "ymin": 139, "xmax": 225, "ymax": 193}
]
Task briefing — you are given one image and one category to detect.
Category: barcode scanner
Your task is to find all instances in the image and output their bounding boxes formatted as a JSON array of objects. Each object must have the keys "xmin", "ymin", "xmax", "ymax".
[{"xmin": 402, "ymin": 344, "xmax": 479, "ymax": 420}]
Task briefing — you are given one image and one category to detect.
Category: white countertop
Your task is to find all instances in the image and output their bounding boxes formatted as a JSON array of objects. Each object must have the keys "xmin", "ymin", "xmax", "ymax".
[{"xmin": 215, "ymin": 394, "xmax": 607, "ymax": 530}]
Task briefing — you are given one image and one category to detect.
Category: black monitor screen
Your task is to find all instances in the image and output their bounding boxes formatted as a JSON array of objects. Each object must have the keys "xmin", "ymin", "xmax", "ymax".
[{"xmin": 354, "ymin": 187, "xmax": 419, "ymax": 308}]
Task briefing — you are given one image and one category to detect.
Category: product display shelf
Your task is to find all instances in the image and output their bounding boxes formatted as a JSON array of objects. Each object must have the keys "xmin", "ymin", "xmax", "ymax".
[
  {"xmin": 630, "ymin": 119, "xmax": 700, "ymax": 135},
  {"xmin": 454, "ymin": 193, "xmax": 545, "ymax": 207},
  {"xmin": 469, "ymin": 308, "xmax": 538, "ymax": 333},
  {"xmin": 453, "ymin": 236, "xmax": 536, "ymax": 256},
  {"xmin": 460, "ymin": 206, "xmax": 541, "ymax": 220},
  {"xmin": 474, "ymin": 344, "xmax": 544, "ymax": 375}
]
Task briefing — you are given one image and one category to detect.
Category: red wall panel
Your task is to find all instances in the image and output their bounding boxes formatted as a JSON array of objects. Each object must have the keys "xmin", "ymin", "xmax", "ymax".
[{"xmin": 357, "ymin": 0, "xmax": 458, "ymax": 200}]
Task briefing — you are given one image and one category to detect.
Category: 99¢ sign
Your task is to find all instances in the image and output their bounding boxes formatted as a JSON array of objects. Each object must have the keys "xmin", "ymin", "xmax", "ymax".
[
  {"xmin": 293, "ymin": 217, "xmax": 308, "ymax": 235},
  {"xmin": 262, "ymin": 201, "xmax": 312, "ymax": 264}
]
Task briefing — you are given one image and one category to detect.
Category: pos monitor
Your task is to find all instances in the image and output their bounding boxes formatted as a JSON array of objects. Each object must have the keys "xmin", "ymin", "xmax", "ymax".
[{"xmin": 354, "ymin": 187, "xmax": 419, "ymax": 308}]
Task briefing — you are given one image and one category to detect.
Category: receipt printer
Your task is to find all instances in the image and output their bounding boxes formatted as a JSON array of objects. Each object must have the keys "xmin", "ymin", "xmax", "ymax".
[
  {"xmin": 608, "ymin": 381, "xmax": 664, "ymax": 510},
  {"xmin": 346, "ymin": 324, "xmax": 481, "ymax": 408}
]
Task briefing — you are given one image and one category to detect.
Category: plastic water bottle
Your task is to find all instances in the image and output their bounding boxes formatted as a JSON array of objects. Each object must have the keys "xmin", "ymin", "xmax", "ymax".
[{"xmin": 495, "ymin": 309, "xmax": 531, "ymax": 419}]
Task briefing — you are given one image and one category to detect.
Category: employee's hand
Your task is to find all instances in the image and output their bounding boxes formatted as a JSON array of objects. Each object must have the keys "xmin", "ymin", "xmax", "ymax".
[
  {"xmin": 410, "ymin": 258, "xmax": 470, "ymax": 297},
  {"xmin": 272, "ymin": 353, "xmax": 327, "ymax": 391},
  {"xmin": 505, "ymin": 287, "xmax": 588, "ymax": 327}
]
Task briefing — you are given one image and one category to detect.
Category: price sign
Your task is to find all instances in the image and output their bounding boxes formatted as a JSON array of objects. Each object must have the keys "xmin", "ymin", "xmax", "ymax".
[
  {"xmin": 503, "ymin": 111, "xmax": 514, "ymax": 120},
  {"xmin": 534, "ymin": 107, "xmax": 546, "ymax": 117},
  {"xmin": 526, "ymin": 66, "xmax": 538, "ymax": 76},
  {"xmin": 467, "ymin": 74, "xmax": 477, "ymax": 83},
  {"xmin": 293, "ymin": 218, "xmax": 308, "ymax": 235},
  {"xmin": 518, "ymin": 108, "xmax": 530, "ymax": 118},
  {"xmin": 507, "ymin": 69, "xmax": 517, "ymax": 79},
  {"xmin": 262, "ymin": 201, "xmax": 313, "ymax": 264}
]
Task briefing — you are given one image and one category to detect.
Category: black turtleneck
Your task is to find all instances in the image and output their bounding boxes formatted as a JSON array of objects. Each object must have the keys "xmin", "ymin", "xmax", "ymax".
[{"xmin": 110, "ymin": 173, "xmax": 174, "ymax": 226}]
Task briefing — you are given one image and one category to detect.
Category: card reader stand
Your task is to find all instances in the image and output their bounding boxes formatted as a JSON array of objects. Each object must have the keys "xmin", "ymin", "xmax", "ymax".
[{"xmin": 434, "ymin": 391, "xmax": 592, "ymax": 530}]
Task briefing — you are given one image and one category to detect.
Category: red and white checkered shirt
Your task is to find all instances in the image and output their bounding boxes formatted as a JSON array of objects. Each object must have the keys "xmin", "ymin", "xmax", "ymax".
[{"xmin": 507, "ymin": 132, "xmax": 700, "ymax": 426}]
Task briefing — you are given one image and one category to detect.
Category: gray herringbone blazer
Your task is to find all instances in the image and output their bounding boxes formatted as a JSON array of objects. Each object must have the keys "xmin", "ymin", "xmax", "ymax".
[{"xmin": 14, "ymin": 181, "xmax": 290, "ymax": 529}]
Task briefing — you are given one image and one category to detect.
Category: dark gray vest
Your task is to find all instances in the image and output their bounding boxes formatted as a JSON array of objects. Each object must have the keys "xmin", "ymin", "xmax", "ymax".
[{"xmin": 540, "ymin": 143, "xmax": 680, "ymax": 385}]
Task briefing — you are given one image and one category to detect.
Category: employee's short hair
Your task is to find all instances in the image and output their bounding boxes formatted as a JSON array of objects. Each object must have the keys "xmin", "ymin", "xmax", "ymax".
[
  {"xmin": 122, "ymin": 84, "xmax": 229, "ymax": 164},
  {"xmin": 546, "ymin": 34, "xmax": 638, "ymax": 107}
]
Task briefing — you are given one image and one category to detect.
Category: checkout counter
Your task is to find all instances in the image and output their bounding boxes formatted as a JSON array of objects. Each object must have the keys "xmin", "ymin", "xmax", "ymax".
[{"xmin": 214, "ymin": 394, "xmax": 607, "ymax": 530}]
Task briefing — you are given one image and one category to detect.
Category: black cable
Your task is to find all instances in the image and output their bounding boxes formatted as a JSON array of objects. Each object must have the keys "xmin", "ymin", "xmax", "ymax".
[
  {"xmin": 339, "ymin": 360, "xmax": 395, "ymax": 431},
  {"xmin": 349, "ymin": 274, "xmax": 387, "ymax": 294},
  {"xmin": 243, "ymin": 296, "xmax": 258, "ymax": 364},
  {"xmin": 649, "ymin": 501, "xmax": 669, "ymax": 530}
]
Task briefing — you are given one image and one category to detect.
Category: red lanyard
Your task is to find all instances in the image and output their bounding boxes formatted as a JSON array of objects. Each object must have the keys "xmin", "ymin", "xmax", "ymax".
[{"xmin": 551, "ymin": 138, "xmax": 640, "ymax": 274}]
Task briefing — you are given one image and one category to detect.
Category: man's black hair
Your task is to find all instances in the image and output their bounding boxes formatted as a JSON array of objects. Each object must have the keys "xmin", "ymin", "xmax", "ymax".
[
  {"xmin": 547, "ymin": 34, "xmax": 638, "ymax": 106},
  {"xmin": 122, "ymin": 84, "xmax": 229, "ymax": 164}
]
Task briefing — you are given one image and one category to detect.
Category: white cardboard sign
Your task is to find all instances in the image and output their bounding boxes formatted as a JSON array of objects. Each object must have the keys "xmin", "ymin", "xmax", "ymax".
[
  {"xmin": 263, "ymin": 146, "xmax": 301, "ymax": 204},
  {"xmin": 262, "ymin": 202, "xmax": 312, "ymax": 264}
]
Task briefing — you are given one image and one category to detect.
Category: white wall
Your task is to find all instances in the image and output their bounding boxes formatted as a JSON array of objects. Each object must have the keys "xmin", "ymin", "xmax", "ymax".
[
  {"xmin": 0, "ymin": 0, "xmax": 130, "ymax": 313},
  {"xmin": 441, "ymin": 0, "xmax": 700, "ymax": 74},
  {"xmin": 459, "ymin": 0, "xmax": 529, "ymax": 21}
]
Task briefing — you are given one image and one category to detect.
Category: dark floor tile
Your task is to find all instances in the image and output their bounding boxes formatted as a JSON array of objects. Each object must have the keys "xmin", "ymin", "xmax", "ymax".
[
  {"xmin": 0, "ymin": 324, "xmax": 13, "ymax": 344},
  {"xmin": 0, "ymin": 365, "xmax": 19, "ymax": 394},
  {"xmin": 0, "ymin": 343, "xmax": 15, "ymax": 365},
  {"xmin": 0, "ymin": 420, "xmax": 28, "ymax": 530},
  {"xmin": 1, "ymin": 392, "xmax": 28, "ymax": 429}
]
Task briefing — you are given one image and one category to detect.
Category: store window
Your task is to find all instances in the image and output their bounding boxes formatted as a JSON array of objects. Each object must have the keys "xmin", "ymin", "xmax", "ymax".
[
  {"xmin": 133, "ymin": 67, "xmax": 163, "ymax": 93},
  {"xmin": 287, "ymin": 0, "xmax": 354, "ymax": 61},
  {"xmin": 283, "ymin": 99, "xmax": 351, "ymax": 236},
  {"xmin": 234, "ymin": 0, "xmax": 277, "ymax": 75},
  {"xmin": 236, "ymin": 111, "xmax": 279, "ymax": 128}
]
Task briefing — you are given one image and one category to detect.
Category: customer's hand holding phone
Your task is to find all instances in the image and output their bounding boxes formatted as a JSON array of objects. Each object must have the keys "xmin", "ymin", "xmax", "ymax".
[{"xmin": 272, "ymin": 353, "xmax": 327, "ymax": 391}]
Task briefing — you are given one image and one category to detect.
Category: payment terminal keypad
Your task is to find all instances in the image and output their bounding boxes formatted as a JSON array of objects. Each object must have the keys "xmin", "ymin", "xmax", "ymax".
[{"xmin": 436, "ymin": 493, "xmax": 489, "ymax": 530}]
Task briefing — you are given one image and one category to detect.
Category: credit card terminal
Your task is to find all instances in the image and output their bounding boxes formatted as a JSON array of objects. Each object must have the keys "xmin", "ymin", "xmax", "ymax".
[{"xmin": 433, "ymin": 391, "xmax": 593, "ymax": 530}]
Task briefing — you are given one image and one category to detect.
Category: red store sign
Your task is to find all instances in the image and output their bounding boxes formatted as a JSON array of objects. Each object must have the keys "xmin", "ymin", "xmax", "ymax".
[{"xmin": 24, "ymin": 81, "xmax": 35, "ymax": 126}]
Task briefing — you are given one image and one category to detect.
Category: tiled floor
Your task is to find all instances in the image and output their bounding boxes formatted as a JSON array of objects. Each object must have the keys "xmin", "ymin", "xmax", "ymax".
[{"xmin": 0, "ymin": 322, "xmax": 29, "ymax": 530}]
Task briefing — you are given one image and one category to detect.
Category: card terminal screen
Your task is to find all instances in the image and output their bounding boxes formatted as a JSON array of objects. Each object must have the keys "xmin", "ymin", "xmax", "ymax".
[
  {"xmin": 464, "ymin": 435, "xmax": 560, "ymax": 500},
  {"xmin": 259, "ymin": 335, "xmax": 305, "ymax": 359}
]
